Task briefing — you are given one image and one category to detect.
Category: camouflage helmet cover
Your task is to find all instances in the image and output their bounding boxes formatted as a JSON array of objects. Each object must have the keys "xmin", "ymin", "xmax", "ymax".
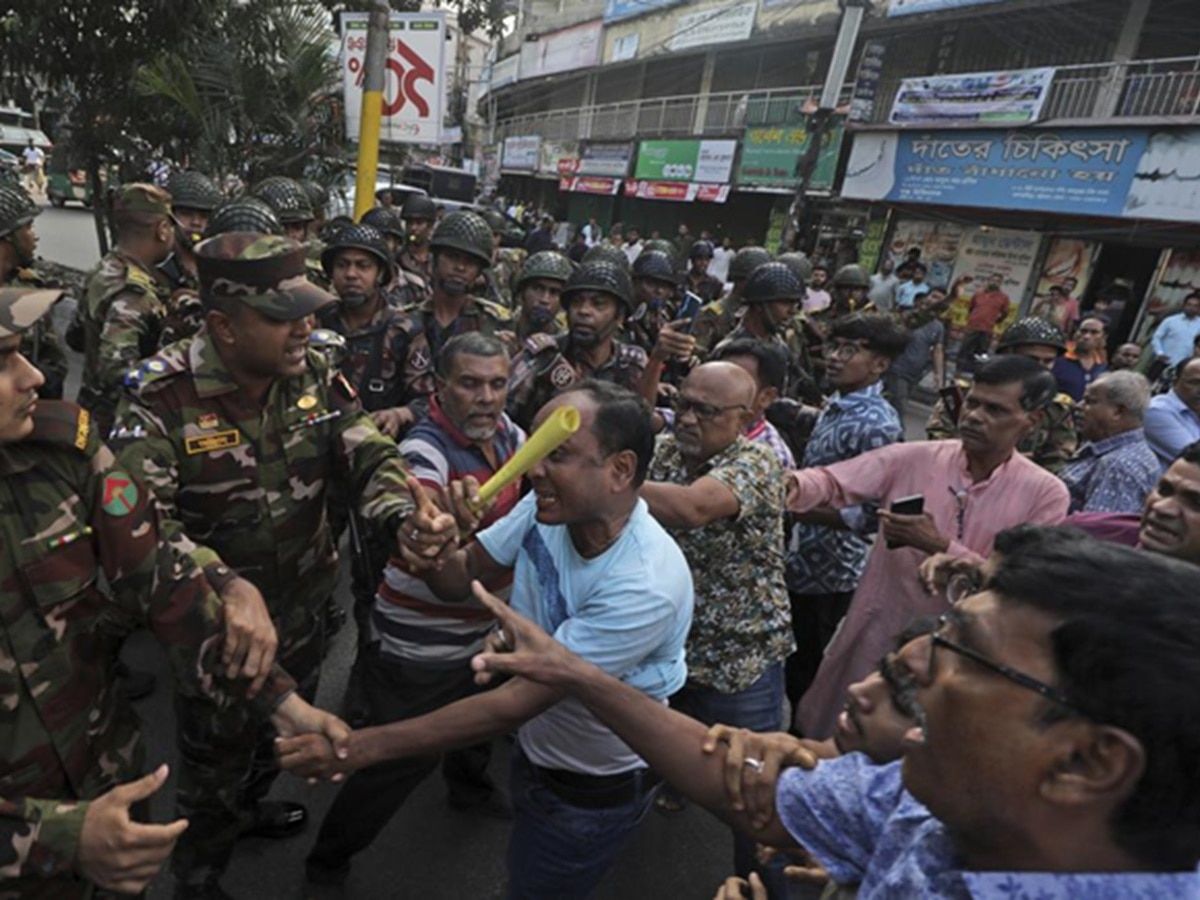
[
  {"xmin": 321, "ymin": 223, "xmax": 394, "ymax": 285},
  {"xmin": 251, "ymin": 176, "xmax": 315, "ymax": 223},
  {"xmin": 204, "ymin": 197, "xmax": 284, "ymax": 239},
  {"xmin": 0, "ymin": 288, "xmax": 63, "ymax": 339},
  {"xmin": 562, "ymin": 259, "xmax": 636, "ymax": 315},
  {"xmin": 196, "ymin": 233, "xmax": 334, "ymax": 320},
  {"xmin": 429, "ymin": 210, "xmax": 494, "ymax": 268},
  {"xmin": 517, "ymin": 251, "xmax": 573, "ymax": 289},
  {"xmin": 0, "ymin": 184, "xmax": 40, "ymax": 237}
]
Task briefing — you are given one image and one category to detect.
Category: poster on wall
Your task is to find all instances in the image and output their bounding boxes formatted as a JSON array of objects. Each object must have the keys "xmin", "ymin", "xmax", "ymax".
[
  {"xmin": 884, "ymin": 218, "xmax": 966, "ymax": 290},
  {"xmin": 1134, "ymin": 249, "xmax": 1200, "ymax": 343},
  {"xmin": 949, "ymin": 227, "xmax": 1043, "ymax": 331},
  {"xmin": 736, "ymin": 120, "xmax": 845, "ymax": 190},
  {"xmin": 1029, "ymin": 237, "xmax": 1100, "ymax": 322},
  {"xmin": 889, "ymin": 68, "xmax": 1056, "ymax": 127}
]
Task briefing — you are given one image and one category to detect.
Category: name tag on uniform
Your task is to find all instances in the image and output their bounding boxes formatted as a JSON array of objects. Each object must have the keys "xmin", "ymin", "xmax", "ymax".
[{"xmin": 185, "ymin": 430, "xmax": 240, "ymax": 455}]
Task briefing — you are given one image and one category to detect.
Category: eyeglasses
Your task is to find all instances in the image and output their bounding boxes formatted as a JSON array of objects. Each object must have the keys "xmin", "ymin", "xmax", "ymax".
[
  {"xmin": 825, "ymin": 339, "xmax": 869, "ymax": 361},
  {"xmin": 925, "ymin": 614, "xmax": 1084, "ymax": 715},
  {"xmin": 671, "ymin": 395, "xmax": 749, "ymax": 421}
]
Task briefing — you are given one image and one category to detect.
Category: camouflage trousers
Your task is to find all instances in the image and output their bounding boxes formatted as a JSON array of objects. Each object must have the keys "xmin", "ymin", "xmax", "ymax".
[{"xmin": 170, "ymin": 616, "xmax": 327, "ymax": 893}]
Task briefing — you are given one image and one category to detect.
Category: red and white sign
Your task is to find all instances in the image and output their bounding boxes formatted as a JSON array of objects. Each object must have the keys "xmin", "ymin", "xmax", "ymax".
[
  {"xmin": 623, "ymin": 180, "xmax": 731, "ymax": 203},
  {"xmin": 342, "ymin": 11, "xmax": 446, "ymax": 145},
  {"xmin": 560, "ymin": 176, "xmax": 622, "ymax": 196}
]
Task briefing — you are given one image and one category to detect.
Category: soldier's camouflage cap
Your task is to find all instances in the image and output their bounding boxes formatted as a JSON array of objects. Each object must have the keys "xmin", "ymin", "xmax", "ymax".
[
  {"xmin": 196, "ymin": 232, "xmax": 335, "ymax": 321},
  {"xmin": 0, "ymin": 288, "xmax": 63, "ymax": 339},
  {"xmin": 113, "ymin": 183, "xmax": 176, "ymax": 219}
]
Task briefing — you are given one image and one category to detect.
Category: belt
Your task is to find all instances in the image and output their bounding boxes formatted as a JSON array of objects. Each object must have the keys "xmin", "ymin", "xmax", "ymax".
[{"xmin": 535, "ymin": 763, "xmax": 661, "ymax": 810}]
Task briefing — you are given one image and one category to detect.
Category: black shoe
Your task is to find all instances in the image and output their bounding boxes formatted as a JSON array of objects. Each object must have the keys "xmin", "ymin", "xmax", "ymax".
[
  {"xmin": 448, "ymin": 791, "xmax": 513, "ymax": 820},
  {"xmin": 306, "ymin": 856, "xmax": 351, "ymax": 886},
  {"xmin": 115, "ymin": 661, "xmax": 157, "ymax": 701},
  {"xmin": 323, "ymin": 599, "xmax": 348, "ymax": 639},
  {"xmin": 241, "ymin": 801, "xmax": 308, "ymax": 839}
]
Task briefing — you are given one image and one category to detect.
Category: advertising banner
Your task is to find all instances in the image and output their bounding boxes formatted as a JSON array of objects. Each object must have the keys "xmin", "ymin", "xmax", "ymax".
[
  {"xmin": 950, "ymin": 227, "xmax": 1043, "ymax": 327},
  {"xmin": 849, "ymin": 40, "xmax": 887, "ymax": 124},
  {"xmin": 578, "ymin": 142, "xmax": 635, "ymax": 178},
  {"xmin": 604, "ymin": 0, "xmax": 683, "ymax": 24},
  {"xmin": 890, "ymin": 68, "xmax": 1056, "ymax": 126},
  {"xmin": 1135, "ymin": 248, "xmax": 1200, "ymax": 343},
  {"xmin": 842, "ymin": 129, "xmax": 1149, "ymax": 217},
  {"xmin": 559, "ymin": 176, "xmax": 623, "ymax": 196},
  {"xmin": 887, "ymin": 0, "xmax": 1008, "ymax": 16},
  {"xmin": 884, "ymin": 218, "xmax": 966, "ymax": 290},
  {"xmin": 1031, "ymin": 237, "xmax": 1099, "ymax": 317},
  {"xmin": 538, "ymin": 141, "xmax": 579, "ymax": 177},
  {"xmin": 624, "ymin": 181, "xmax": 731, "ymax": 203},
  {"xmin": 737, "ymin": 120, "xmax": 845, "ymax": 190},
  {"xmin": 634, "ymin": 139, "xmax": 737, "ymax": 183},
  {"xmin": 519, "ymin": 19, "xmax": 602, "ymax": 81},
  {"xmin": 341, "ymin": 11, "xmax": 446, "ymax": 145},
  {"xmin": 668, "ymin": 2, "xmax": 757, "ymax": 53},
  {"xmin": 501, "ymin": 135, "xmax": 540, "ymax": 171}
]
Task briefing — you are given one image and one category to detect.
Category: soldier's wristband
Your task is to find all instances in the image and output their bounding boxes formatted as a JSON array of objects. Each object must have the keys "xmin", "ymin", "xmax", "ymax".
[{"xmin": 203, "ymin": 563, "xmax": 239, "ymax": 593}]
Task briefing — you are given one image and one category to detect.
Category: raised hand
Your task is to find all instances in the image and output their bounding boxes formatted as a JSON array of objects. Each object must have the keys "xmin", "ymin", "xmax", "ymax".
[
  {"xmin": 398, "ymin": 475, "xmax": 459, "ymax": 571},
  {"xmin": 469, "ymin": 580, "xmax": 580, "ymax": 688}
]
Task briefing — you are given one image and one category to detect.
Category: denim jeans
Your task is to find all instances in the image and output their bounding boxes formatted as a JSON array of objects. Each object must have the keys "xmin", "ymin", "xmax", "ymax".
[
  {"xmin": 670, "ymin": 664, "xmax": 787, "ymax": 898},
  {"xmin": 506, "ymin": 746, "xmax": 659, "ymax": 899}
]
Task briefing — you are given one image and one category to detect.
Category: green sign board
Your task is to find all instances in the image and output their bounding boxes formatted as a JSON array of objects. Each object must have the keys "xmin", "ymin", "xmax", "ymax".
[
  {"xmin": 857, "ymin": 215, "xmax": 890, "ymax": 274},
  {"xmin": 736, "ymin": 121, "xmax": 845, "ymax": 190},
  {"xmin": 633, "ymin": 139, "xmax": 737, "ymax": 183}
]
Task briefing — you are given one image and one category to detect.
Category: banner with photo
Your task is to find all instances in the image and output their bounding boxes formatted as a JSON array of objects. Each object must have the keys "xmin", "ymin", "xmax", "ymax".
[
  {"xmin": 890, "ymin": 68, "xmax": 1055, "ymax": 127},
  {"xmin": 949, "ymin": 227, "xmax": 1044, "ymax": 332},
  {"xmin": 1031, "ymin": 237, "xmax": 1099, "ymax": 315},
  {"xmin": 884, "ymin": 218, "xmax": 966, "ymax": 290},
  {"xmin": 1133, "ymin": 249, "xmax": 1200, "ymax": 344}
]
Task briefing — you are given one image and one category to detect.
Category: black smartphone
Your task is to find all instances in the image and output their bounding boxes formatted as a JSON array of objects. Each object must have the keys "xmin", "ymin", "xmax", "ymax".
[{"xmin": 886, "ymin": 494, "xmax": 925, "ymax": 549}]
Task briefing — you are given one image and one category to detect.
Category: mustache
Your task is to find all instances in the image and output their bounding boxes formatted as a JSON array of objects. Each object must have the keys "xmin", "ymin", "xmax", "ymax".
[{"xmin": 880, "ymin": 653, "xmax": 922, "ymax": 721}]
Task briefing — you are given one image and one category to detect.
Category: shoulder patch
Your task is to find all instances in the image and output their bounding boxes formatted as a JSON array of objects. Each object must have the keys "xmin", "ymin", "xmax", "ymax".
[
  {"xmin": 101, "ymin": 471, "xmax": 140, "ymax": 516},
  {"xmin": 123, "ymin": 264, "xmax": 158, "ymax": 296},
  {"xmin": 29, "ymin": 401, "xmax": 96, "ymax": 454}
]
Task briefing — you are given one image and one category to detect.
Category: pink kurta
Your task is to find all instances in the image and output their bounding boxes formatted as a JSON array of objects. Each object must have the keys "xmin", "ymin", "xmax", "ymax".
[{"xmin": 788, "ymin": 440, "xmax": 1069, "ymax": 738}]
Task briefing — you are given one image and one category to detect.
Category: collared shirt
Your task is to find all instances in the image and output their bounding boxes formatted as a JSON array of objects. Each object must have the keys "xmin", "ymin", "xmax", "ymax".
[
  {"xmin": 1151, "ymin": 311, "xmax": 1200, "ymax": 366},
  {"xmin": 1060, "ymin": 428, "xmax": 1160, "ymax": 514},
  {"xmin": 657, "ymin": 408, "xmax": 795, "ymax": 470},
  {"xmin": 894, "ymin": 280, "xmax": 930, "ymax": 310},
  {"xmin": 1145, "ymin": 390, "xmax": 1200, "ymax": 469},
  {"xmin": 1052, "ymin": 352, "xmax": 1107, "ymax": 403},
  {"xmin": 788, "ymin": 383, "xmax": 903, "ymax": 595},
  {"xmin": 374, "ymin": 400, "xmax": 525, "ymax": 666},
  {"xmin": 777, "ymin": 754, "xmax": 1200, "ymax": 899},
  {"xmin": 965, "ymin": 289, "xmax": 1011, "ymax": 332},
  {"xmin": 648, "ymin": 435, "xmax": 793, "ymax": 693},
  {"xmin": 788, "ymin": 441, "xmax": 1069, "ymax": 737}
]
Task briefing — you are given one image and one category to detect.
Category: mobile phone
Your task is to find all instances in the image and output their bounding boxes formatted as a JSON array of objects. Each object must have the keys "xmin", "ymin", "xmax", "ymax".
[
  {"xmin": 674, "ymin": 291, "xmax": 703, "ymax": 324},
  {"xmin": 887, "ymin": 494, "xmax": 925, "ymax": 549}
]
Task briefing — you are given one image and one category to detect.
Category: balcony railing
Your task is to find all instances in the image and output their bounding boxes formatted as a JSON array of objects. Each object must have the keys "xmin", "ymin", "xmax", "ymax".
[{"xmin": 493, "ymin": 54, "xmax": 1200, "ymax": 144}]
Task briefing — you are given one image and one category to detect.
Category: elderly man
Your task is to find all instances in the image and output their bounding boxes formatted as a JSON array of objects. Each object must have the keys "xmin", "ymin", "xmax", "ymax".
[
  {"xmin": 467, "ymin": 525, "xmax": 1200, "ymax": 898},
  {"xmin": 1145, "ymin": 357, "xmax": 1200, "ymax": 469},
  {"xmin": 1060, "ymin": 371, "xmax": 1159, "ymax": 514},
  {"xmin": 790, "ymin": 355, "xmax": 1069, "ymax": 738},
  {"xmin": 278, "ymin": 382, "xmax": 693, "ymax": 898},
  {"xmin": 640, "ymin": 362, "xmax": 792, "ymax": 885}
]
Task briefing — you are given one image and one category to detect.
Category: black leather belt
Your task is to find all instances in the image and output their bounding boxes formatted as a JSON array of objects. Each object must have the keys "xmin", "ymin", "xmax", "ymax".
[{"xmin": 535, "ymin": 764, "xmax": 661, "ymax": 810}]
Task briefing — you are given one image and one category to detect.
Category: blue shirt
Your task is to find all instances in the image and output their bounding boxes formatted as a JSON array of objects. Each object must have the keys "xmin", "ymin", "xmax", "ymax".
[
  {"xmin": 895, "ymin": 280, "xmax": 931, "ymax": 310},
  {"xmin": 1144, "ymin": 391, "xmax": 1200, "ymax": 470},
  {"xmin": 1151, "ymin": 311, "xmax": 1200, "ymax": 366},
  {"xmin": 777, "ymin": 753, "xmax": 1200, "ymax": 899},
  {"xmin": 787, "ymin": 383, "xmax": 902, "ymax": 594},
  {"xmin": 1051, "ymin": 354, "xmax": 1107, "ymax": 402},
  {"xmin": 1059, "ymin": 428, "xmax": 1161, "ymax": 514},
  {"xmin": 477, "ymin": 493, "xmax": 693, "ymax": 774}
]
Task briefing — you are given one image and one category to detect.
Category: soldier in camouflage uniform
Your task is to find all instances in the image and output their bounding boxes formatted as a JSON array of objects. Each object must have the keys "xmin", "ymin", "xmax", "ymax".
[
  {"xmin": 301, "ymin": 180, "xmax": 330, "ymax": 240},
  {"xmin": 692, "ymin": 245, "xmax": 771, "ymax": 356},
  {"xmin": 512, "ymin": 250, "xmax": 571, "ymax": 345},
  {"xmin": 683, "ymin": 240, "xmax": 724, "ymax": 304},
  {"xmin": 480, "ymin": 208, "xmax": 524, "ymax": 310},
  {"xmin": 0, "ymin": 184, "xmax": 68, "ymax": 398},
  {"xmin": 157, "ymin": 171, "xmax": 225, "ymax": 351},
  {"xmin": 625, "ymin": 249, "xmax": 679, "ymax": 354},
  {"xmin": 400, "ymin": 211, "xmax": 512, "ymax": 417},
  {"xmin": 398, "ymin": 194, "xmax": 437, "ymax": 287},
  {"xmin": 582, "ymin": 241, "xmax": 631, "ymax": 272},
  {"xmin": 362, "ymin": 206, "xmax": 427, "ymax": 307},
  {"xmin": 506, "ymin": 259, "xmax": 648, "ymax": 431},
  {"xmin": 926, "ymin": 316, "xmax": 1079, "ymax": 473},
  {"xmin": 0, "ymin": 286, "xmax": 344, "ymax": 897},
  {"xmin": 76, "ymin": 184, "xmax": 177, "ymax": 436},
  {"xmin": 108, "ymin": 234, "xmax": 415, "ymax": 899}
]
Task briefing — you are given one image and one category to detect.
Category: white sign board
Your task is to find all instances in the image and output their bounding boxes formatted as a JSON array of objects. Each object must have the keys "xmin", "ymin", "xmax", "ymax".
[
  {"xmin": 695, "ymin": 140, "xmax": 738, "ymax": 183},
  {"xmin": 890, "ymin": 67, "xmax": 1056, "ymax": 127},
  {"xmin": 669, "ymin": 2, "xmax": 757, "ymax": 53},
  {"xmin": 342, "ymin": 11, "xmax": 447, "ymax": 145},
  {"xmin": 519, "ymin": 20, "xmax": 603, "ymax": 81},
  {"xmin": 502, "ymin": 135, "xmax": 541, "ymax": 171}
]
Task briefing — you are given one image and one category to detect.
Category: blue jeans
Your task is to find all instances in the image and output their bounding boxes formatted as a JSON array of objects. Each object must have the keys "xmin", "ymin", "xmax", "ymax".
[
  {"xmin": 670, "ymin": 664, "xmax": 787, "ymax": 896},
  {"xmin": 506, "ymin": 746, "xmax": 659, "ymax": 899}
]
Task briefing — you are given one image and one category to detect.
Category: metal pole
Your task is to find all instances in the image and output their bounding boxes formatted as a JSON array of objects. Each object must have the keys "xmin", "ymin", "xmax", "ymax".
[{"xmin": 354, "ymin": 2, "xmax": 390, "ymax": 222}]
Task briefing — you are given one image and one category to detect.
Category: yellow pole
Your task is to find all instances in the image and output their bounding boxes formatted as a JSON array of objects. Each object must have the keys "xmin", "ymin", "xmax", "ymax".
[{"xmin": 354, "ymin": 2, "xmax": 390, "ymax": 222}]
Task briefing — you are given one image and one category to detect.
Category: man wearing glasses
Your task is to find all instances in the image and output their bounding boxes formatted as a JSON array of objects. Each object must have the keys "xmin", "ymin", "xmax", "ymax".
[
  {"xmin": 453, "ymin": 524, "xmax": 1200, "ymax": 898},
  {"xmin": 639, "ymin": 361, "xmax": 793, "ymax": 889}
]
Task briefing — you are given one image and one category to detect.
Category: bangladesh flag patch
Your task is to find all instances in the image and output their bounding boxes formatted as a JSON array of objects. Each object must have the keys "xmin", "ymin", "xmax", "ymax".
[{"xmin": 101, "ymin": 472, "xmax": 139, "ymax": 517}]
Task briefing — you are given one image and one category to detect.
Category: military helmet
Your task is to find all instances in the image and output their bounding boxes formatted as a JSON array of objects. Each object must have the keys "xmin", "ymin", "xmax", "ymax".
[
  {"xmin": 0, "ymin": 184, "xmax": 40, "ymax": 237},
  {"xmin": 689, "ymin": 240, "xmax": 715, "ymax": 260},
  {"xmin": 996, "ymin": 317, "xmax": 1067, "ymax": 353},
  {"xmin": 631, "ymin": 249, "xmax": 677, "ymax": 286},
  {"xmin": 401, "ymin": 194, "xmax": 438, "ymax": 221},
  {"xmin": 319, "ymin": 215, "xmax": 355, "ymax": 244},
  {"xmin": 642, "ymin": 239, "xmax": 677, "ymax": 259},
  {"xmin": 480, "ymin": 208, "xmax": 508, "ymax": 235},
  {"xmin": 204, "ymin": 196, "xmax": 283, "ymax": 238},
  {"xmin": 166, "ymin": 170, "xmax": 223, "ymax": 212},
  {"xmin": 429, "ymin": 210, "xmax": 493, "ymax": 268},
  {"xmin": 251, "ymin": 176, "xmax": 314, "ymax": 223},
  {"xmin": 729, "ymin": 246, "xmax": 772, "ymax": 283},
  {"xmin": 301, "ymin": 180, "xmax": 330, "ymax": 217},
  {"xmin": 582, "ymin": 243, "xmax": 630, "ymax": 272},
  {"xmin": 321, "ymin": 223, "xmax": 393, "ymax": 285},
  {"xmin": 832, "ymin": 264, "xmax": 871, "ymax": 290},
  {"xmin": 517, "ymin": 251, "xmax": 573, "ymax": 290},
  {"xmin": 360, "ymin": 206, "xmax": 406, "ymax": 241},
  {"xmin": 562, "ymin": 259, "xmax": 636, "ymax": 316},
  {"xmin": 777, "ymin": 252, "xmax": 813, "ymax": 285},
  {"xmin": 743, "ymin": 261, "xmax": 806, "ymax": 305}
]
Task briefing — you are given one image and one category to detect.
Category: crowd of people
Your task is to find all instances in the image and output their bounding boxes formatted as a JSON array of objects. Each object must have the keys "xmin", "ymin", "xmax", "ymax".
[{"xmin": 1, "ymin": 168, "xmax": 1199, "ymax": 900}]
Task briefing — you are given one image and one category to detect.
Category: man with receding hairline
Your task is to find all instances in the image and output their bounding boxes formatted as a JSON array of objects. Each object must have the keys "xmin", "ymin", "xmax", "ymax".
[{"xmin": 640, "ymin": 361, "xmax": 793, "ymax": 888}]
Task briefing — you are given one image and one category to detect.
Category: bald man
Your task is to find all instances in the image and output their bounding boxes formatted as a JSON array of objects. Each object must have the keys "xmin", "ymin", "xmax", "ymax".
[{"xmin": 640, "ymin": 362, "xmax": 794, "ymax": 887}]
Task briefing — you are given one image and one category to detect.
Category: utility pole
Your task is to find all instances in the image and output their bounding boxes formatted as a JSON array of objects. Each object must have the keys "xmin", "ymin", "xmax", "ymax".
[
  {"xmin": 780, "ymin": 0, "xmax": 872, "ymax": 253},
  {"xmin": 354, "ymin": 1, "xmax": 390, "ymax": 221}
]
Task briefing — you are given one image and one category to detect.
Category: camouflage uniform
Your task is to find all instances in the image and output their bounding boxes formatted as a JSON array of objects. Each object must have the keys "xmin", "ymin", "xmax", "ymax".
[
  {"xmin": 109, "ymin": 235, "xmax": 414, "ymax": 893},
  {"xmin": 718, "ymin": 320, "xmax": 823, "ymax": 406},
  {"xmin": 515, "ymin": 310, "xmax": 566, "ymax": 346},
  {"xmin": 317, "ymin": 300, "xmax": 415, "ymax": 414},
  {"xmin": 925, "ymin": 381, "xmax": 1079, "ymax": 474},
  {"xmin": 485, "ymin": 247, "xmax": 526, "ymax": 310},
  {"xmin": 385, "ymin": 265, "xmax": 428, "ymax": 309},
  {"xmin": 398, "ymin": 245, "xmax": 433, "ymax": 287},
  {"xmin": 156, "ymin": 252, "xmax": 206, "ymax": 352},
  {"xmin": 0, "ymin": 287, "xmax": 294, "ymax": 897},
  {"xmin": 9, "ymin": 268, "xmax": 69, "ymax": 399},
  {"xmin": 692, "ymin": 295, "xmax": 740, "ymax": 356},
  {"xmin": 506, "ymin": 334, "xmax": 648, "ymax": 432}
]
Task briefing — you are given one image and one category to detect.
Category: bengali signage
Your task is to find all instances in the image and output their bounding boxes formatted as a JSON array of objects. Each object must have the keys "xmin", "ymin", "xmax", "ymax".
[
  {"xmin": 577, "ymin": 142, "xmax": 635, "ymax": 178},
  {"xmin": 849, "ymin": 39, "xmax": 887, "ymax": 125},
  {"xmin": 843, "ymin": 129, "xmax": 1149, "ymax": 218},
  {"xmin": 603, "ymin": 0, "xmax": 683, "ymax": 23},
  {"xmin": 668, "ymin": 2, "xmax": 757, "ymax": 53},
  {"xmin": 887, "ymin": 0, "xmax": 1009, "ymax": 15},
  {"xmin": 950, "ymin": 227, "xmax": 1044, "ymax": 330},
  {"xmin": 538, "ymin": 140, "xmax": 579, "ymax": 177},
  {"xmin": 623, "ymin": 181, "xmax": 731, "ymax": 203},
  {"xmin": 519, "ymin": 20, "xmax": 602, "ymax": 81},
  {"xmin": 501, "ymin": 135, "xmax": 540, "ymax": 171},
  {"xmin": 736, "ymin": 120, "xmax": 845, "ymax": 190},
  {"xmin": 634, "ymin": 139, "xmax": 736, "ymax": 183},
  {"xmin": 559, "ymin": 175, "xmax": 622, "ymax": 196},
  {"xmin": 890, "ymin": 68, "xmax": 1056, "ymax": 127}
]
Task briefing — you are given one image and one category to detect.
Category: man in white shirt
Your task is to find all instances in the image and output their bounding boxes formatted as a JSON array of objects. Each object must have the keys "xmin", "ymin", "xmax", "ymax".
[
  {"xmin": 21, "ymin": 140, "xmax": 45, "ymax": 193},
  {"xmin": 710, "ymin": 237, "xmax": 734, "ymax": 284}
]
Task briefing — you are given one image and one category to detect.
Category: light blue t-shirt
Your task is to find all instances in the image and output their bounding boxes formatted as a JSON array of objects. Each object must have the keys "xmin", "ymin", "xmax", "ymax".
[{"xmin": 477, "ymin": 493, "xmax": 693, "ymax": 774}]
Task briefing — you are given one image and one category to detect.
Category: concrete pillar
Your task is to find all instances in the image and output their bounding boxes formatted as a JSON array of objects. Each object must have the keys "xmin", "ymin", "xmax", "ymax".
[
  {"xmin": 1092, "ymin": 0, "xmax": 1151, "ymax": 119},
  {"xmin": 693, "ymin": 50, "xmax": 717, "ymax": 135}
]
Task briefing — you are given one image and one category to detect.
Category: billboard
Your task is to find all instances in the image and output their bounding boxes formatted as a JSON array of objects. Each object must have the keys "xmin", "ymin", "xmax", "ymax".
[
  {"xmin": 501, "ymin": 135, "xmax": 540, "ymax": 171},
  {"xmin": 623, "ymin": 181, "xmax": 731, "ymax": 203},
  {"xmin": 577, "ymin": 142, "xmax": 635, "ymax": 178},
  {"xmin": 538, "ymin": 141, "xmax": 579, "ymax": 177},
  {"xmin": 890, "ymin": 68, "xmax": 1056, "ymax": 126},
  {"xmin": 604, "ymin": 0, "xmax": 683, "ymax": 24},
  {"xmin": 737, "ymin": 120, "xmax": 845, "ymax": 190},
  {"xmin": 887, "ymin": 0, "xmax": 1009, "ymax": 15},
  {"xmin": 519, "ymin": 19, "xmax": 602, "ymax": 81},
  {"xmin": 341, "ymin": 11, "xmax": 446, "ymax": 145},
  {"xmin": 634, "ymin": 140, "xmax": 737, "ymax": 183},
  {"xmin": 668, "ymin": 2, "xmax": 757, "ymax": 53}
]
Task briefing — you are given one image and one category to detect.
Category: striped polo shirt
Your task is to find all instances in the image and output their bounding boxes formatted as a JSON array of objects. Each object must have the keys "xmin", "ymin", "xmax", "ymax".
[{"xmin": 372, "ymin": 399, "xmax": 525, "ymax": 667}]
